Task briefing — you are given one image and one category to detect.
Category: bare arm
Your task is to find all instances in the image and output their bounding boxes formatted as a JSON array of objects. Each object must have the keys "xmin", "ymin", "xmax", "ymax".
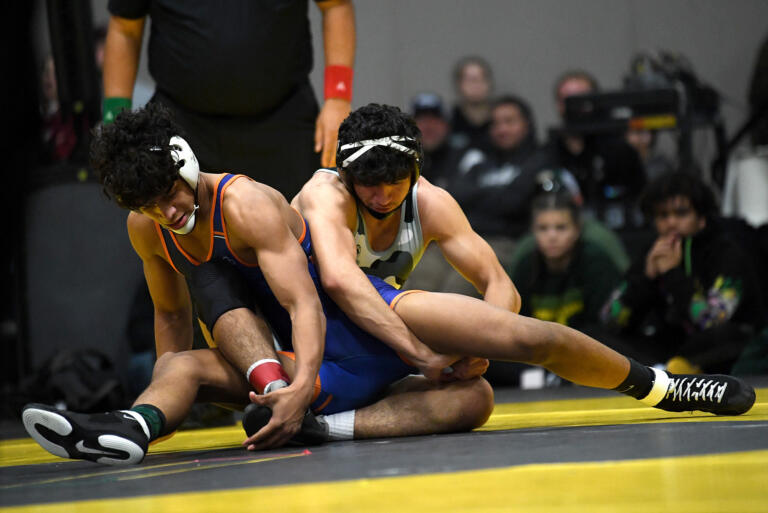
[
  {"xmin": 127, "ymin": 213, "xmax": 194, "ymax": 356},
  {"xmin": 225, "ymin": 184, "xmax": 325, "ymax": 441},
  {"xmin": 294, "ymin": 179, "xmax": 457, "ymax": 380},
  {"xmin": 314, "ymin": 0, "xmax": 355, "ymax": 166},
  {"xmin": 103, "ymin": 15, "xmax": 145, "ymax": 99},
  {"xmin": 420, "ymin": 180, "xmax": 521, "ymax": 313}
]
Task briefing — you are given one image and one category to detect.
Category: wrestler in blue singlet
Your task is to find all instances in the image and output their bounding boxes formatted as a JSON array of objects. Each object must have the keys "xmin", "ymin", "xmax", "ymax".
[{"xmin": 156, "ymin": 174, "xmax": 418, "ymax": 414}]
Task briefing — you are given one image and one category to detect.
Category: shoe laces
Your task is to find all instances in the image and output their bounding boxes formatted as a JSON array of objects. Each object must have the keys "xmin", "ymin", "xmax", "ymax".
[{"xmin": 666, "ymin": 376, "xmax": 728, "ymax": 404}]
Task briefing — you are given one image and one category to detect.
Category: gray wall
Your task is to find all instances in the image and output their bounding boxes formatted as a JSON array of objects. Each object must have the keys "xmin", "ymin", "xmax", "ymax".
[{"xmin": 74, "ymin": 0, "xmax": 767, "ymax": 142}]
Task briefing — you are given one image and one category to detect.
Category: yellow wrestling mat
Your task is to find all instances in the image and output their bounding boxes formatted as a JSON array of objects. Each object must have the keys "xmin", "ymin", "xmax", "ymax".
[
  {"xmin": 2, "ymin": 388, "xmax": 767, "ymax": 467},
  {"xmin": 2, "ymin": 388, "xmax": 767, "ymax": 512}
]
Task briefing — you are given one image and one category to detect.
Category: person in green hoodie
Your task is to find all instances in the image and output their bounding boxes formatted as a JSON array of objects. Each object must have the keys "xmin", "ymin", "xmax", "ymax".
[{"xmin": 513, "ymin": 192, "xmax": 622, "ymax": 331}]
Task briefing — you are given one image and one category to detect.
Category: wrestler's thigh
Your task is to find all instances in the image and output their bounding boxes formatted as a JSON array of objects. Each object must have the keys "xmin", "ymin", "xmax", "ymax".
[
  {"xmin": 386, "ymin": 374, "xmax": 491, "ymax": 396},
  {"xmin": 392, "ymin": 291, "xmax": 529, "ymax": 359}
]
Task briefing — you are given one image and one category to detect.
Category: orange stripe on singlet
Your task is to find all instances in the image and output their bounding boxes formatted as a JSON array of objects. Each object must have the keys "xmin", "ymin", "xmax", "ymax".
[
  {"xmin": 388, "ymin": 289, "xmax": 424, "ymax": 310},
  {"xmin": 388, "ymin": 289, "xmax": 426, "ymax": 367},
  {"xmin": 291, "ymin": 206, "xmax": 308, "ymax": 244},
  {"xmin": 219, "ymin": 175, "xmax": 261, "ymax": 268},
  {"xmin": 154, "ymin": 222, "xmax": 182, "ymax": 274},
  {"xmin": 277, "ymin": 350, "xmax": 324, "ymax": 405}
]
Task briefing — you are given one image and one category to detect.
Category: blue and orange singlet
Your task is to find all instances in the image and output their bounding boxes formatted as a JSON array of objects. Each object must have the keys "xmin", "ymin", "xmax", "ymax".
[{"xmin": 155, "ymin": 174, "xmax": 418, "ymax": 414}]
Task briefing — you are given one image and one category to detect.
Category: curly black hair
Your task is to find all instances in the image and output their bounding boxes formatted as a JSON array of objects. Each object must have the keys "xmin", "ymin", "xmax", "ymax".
[
  {"xmin": 336, "ymin": 103, "xmax": 422, "ymax": 189},
  {"xmin": 90, "ymin": 102, "xmax": 186, "ymax": 210},
  {"xmin": 640, "ymin": 170, "xmax": 718, "ymax": 222}
]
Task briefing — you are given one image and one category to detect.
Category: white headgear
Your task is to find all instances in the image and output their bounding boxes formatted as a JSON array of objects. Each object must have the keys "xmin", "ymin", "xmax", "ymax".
[
  {"xmin": 170, "ymin": 135, "xmax": 199, "ymax": 191},
  {"xmin": 166, "ymin": 135, "xmax": 199, "ymax": 234}
]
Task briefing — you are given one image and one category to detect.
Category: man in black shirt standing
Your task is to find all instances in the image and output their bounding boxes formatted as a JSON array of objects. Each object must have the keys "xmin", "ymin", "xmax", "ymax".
[{"xmin": 103, "ymin": 0, "xmax": 355, "ymax": 200}]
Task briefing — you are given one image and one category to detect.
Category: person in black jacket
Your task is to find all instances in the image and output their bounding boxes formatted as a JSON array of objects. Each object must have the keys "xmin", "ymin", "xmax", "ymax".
[
  {"xmin": 448, "ymin": 95, "xmax": 551, "ymax": 241},
  {"xmin": 430, "ymin": 95, "xmax": 578, "ymax": 298},
  {"xmin": 601, "ymin": 171, "xmax": 767, "ymax": 374}
]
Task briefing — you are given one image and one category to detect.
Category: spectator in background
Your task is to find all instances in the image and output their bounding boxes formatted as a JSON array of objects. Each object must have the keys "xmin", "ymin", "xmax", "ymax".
[
  {"xmin": 625, "ymin": 128, "xmax": 675, "ymax": 183},
  {"xmin": 435, "ymin": 95, "xmax": 558, "ymax": 297},
  {"xmin": 449, "ymin": 56, "xmax": 494, "ymax": 152},
  {"xmin": 601, "ymin": 171, "xmax": 767, "ymax": 374},
  {"xmin": 102, "ymin": 0, "xmax": 355, "ymax": 200},
  {"xmin": 544, "ymin": 70, "xmax": 645, "ymax": 229},
  {"xmin": 410, "ymin": 92, "xmax": 465, "ymax": 187},
  {"xmin": 490, "ymin": 192, "xmax": 624, "ymax": 388},
  {"xmin": 40, "ymin": 54, "xmax": 78, "ymax": 163},
  {"xmin": 449, "ymin": 95, "xmax": 553, "ymax": 243},
  {"xmin": 513, "ymin": 193, "xmax": 622, "ymax": 330}
]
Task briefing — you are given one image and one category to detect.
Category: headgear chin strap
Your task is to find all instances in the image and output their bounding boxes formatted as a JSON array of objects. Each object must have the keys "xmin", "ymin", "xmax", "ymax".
[{"xmin": 167, "ymin": 135, "xmax": 200, "ymax": 234}]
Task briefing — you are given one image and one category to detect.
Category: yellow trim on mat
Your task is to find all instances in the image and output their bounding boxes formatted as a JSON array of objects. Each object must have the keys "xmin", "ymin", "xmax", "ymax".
[
  {"xmin": 478, "ymin": 387, "xmax": 768, "ymax": 431},
  {"xmin": 3, "ymin": 388, "xmax": 766, "ymax": 468},
  {"xmin": 2, "ymin": 450, "xmax": 767, "ymax": 513}
]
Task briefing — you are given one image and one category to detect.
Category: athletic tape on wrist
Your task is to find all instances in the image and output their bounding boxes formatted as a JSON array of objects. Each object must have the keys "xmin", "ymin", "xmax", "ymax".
[
  {"xmin": 103, "ymin": 97, "xmax": 131, "ymax": 124},
  {"xmin": 324, "ymin": 65, "xmax": 353, "ymax": 101},
  {"xmin": 247, "ymin": 359, "xmax": 291, "ymax": 394}
]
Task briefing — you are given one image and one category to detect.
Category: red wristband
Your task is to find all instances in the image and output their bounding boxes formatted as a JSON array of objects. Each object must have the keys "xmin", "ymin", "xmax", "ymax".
[
  {"xmin": 247, "ymin": 359, "xmax": 291, "ymax": 394},
  {"xmin": 324, "ymin": 65, "xmax": 353, "ymax": 101}
]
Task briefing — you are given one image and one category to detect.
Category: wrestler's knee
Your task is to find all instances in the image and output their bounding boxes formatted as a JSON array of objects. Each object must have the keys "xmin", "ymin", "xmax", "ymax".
[
  {"xmin": 153, "ymin": 350, "xmax": 207, "ymax": 382},
  {"xmin": 444, "ymin": 376, "xmax": 495, "ymax": 430}
]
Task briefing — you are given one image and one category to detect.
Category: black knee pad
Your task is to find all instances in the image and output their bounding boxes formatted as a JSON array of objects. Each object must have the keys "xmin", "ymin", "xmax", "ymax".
[{"xmin": 186, "ymin": 260, "xmax": 253, "ymax": 331}]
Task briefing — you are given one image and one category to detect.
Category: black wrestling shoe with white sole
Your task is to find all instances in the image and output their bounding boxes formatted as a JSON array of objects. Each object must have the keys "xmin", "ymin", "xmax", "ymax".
[
  {"xmin": 641, "ymin": 369, "xmax": 756, "ymax": 415},
  {"xmin": 242, "ymin": 404, "xmax": 328, "ymax": 446},
  {"xmin": 22, "ymin": 403, "xmax": 150, "ymax": 465}
]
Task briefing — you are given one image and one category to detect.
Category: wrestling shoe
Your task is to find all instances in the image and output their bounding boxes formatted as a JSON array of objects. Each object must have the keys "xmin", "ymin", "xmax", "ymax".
[
  {"xmin": 642, "ymin": 368, "xmax": 756, "ymax": 415},
  {"xmin": 242, "ymin": 404, "xmax": 329, "ymax": 446},
  {"xmin": 22, "ymin": 403, "xmax": 149, "ymax": 465}
]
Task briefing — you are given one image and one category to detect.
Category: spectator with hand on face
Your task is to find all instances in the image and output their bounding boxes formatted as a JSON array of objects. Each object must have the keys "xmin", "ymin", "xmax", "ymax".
[{"xmin": 601, "ymin": 171, "xmax": 767, "ymax": 374}]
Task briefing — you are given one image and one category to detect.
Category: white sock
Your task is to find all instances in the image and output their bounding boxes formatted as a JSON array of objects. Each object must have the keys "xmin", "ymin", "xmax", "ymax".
[
  {"xmin": 321, "ymin": 410, "xmax": 355, "ymax": 440},
  {"xmin": 640, "ymin": 367, "xmax": 672, "ymax": 406}
]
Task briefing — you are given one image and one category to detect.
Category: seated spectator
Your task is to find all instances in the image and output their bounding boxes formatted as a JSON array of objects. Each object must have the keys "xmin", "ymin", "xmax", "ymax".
[
  {"xmin": 408, "ymin": 95, "xmax": 552, "ymax": 296},
  {"xmin": 625, "ymin": 128, "xmax": 675, "ymax": 183},
  {"xmin": 507, "ymin": 215, "xmax": 630, "ymax": 280},
  {"xmin": 448, "ymin": 95, "xmax": 553, "ymax": 240},
  {"xmin": 510, "ymin": 192, "xmax": 625, "ymax": 330},
  {"xmin": 410, "ymin": 92, "xmax": 465, "ymax": 187},
  {"xmin": 600, "ymin": 171, "xmax": 768, "ymax": 374},
  {"xmin": 488, "ymin": 192, "xmax": 624, "ymax": 388},
  {"xmin": 544, "ymin": 69, "xmax": 646, "ymax": 229},
  {"xmin": 449, "ymin": 56, "xmax": 494, "ymax": 152}
]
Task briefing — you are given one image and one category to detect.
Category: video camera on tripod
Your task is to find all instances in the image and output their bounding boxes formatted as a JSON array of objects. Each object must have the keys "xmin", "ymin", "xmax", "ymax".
[{"xmin": 563, "ymin": 51, "xmax": 726, "ymax": 184}]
